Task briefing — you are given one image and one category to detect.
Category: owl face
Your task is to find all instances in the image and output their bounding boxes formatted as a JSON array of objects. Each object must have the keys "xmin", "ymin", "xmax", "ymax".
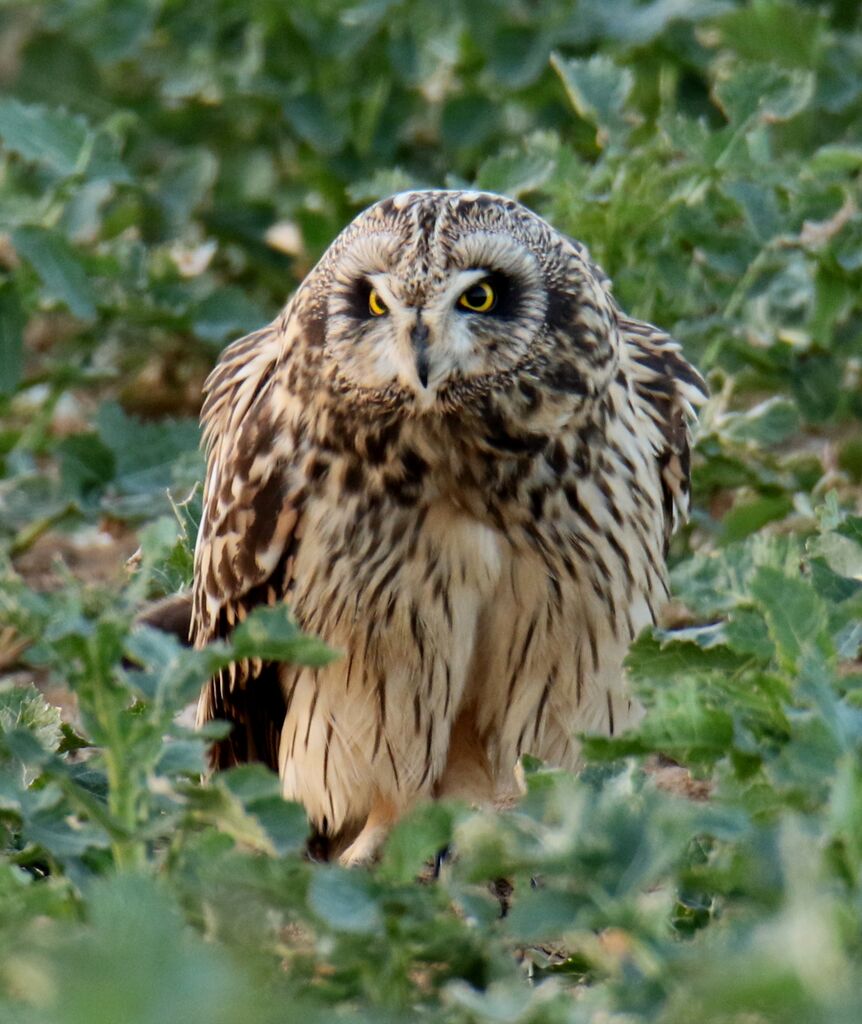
[{"xmin": 300, "ymin": 190, "xmax": 619, "ymax": 414}]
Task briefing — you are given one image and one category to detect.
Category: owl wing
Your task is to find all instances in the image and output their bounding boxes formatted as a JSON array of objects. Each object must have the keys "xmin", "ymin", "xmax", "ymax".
[
  {"xmin": 192, "ymin": 317, "xmax": 302, "ymax": 770},
  {"xmin": 618, "ymin": 314, "xmax": 708, "ymax": 549}
]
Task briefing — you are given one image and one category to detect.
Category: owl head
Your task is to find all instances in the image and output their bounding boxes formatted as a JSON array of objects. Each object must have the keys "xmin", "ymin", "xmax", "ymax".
[{"xmin": 294, "ymin": 190, "xmax": 620, "ymax": 416}]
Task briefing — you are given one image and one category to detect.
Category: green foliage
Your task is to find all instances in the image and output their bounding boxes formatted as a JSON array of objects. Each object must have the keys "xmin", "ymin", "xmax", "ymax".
[{"xmin": 1, "ymin": 0, "xmax": 861, "ymax": 1021}]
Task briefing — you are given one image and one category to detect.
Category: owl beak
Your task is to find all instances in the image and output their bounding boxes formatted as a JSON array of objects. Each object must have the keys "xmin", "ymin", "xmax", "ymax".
[{"xmin": 410, "ymin": 319, "xmax": 430, "ymax": 389}]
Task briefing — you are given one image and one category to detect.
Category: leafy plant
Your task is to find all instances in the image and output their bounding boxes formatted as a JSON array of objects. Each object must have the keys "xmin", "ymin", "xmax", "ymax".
[{"xmin": 1, "ymin": 1, "xmax": 861, "ymax": 1021}]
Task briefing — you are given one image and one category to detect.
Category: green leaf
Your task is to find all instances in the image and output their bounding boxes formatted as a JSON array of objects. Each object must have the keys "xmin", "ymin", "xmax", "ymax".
[
  {"xmin": 57, "ymin": 433, "xmax": 117, "ymax": 501},
  {"xmin": 379, "ymin": 802, "xmax": 454, "ymax": 883},
  {"xmin": 282, "ymin": 94, "xmax": 348, "ymax": 155},
  {"xmin": 721, "ymin": 397, "xmax": 801, "ymax": 446},
  {"xmin": 837, "ymin": 516, "xmax": 862, "ymax": 550},
  {"xmin": 809, "ymin": 526, "xmax": 862, "ymax": 582},
  {"xmin": 475, "ymin": 141, "xmax": 557, "ymax": 199},
  {"xmin": 23, "ymin": 874, "xmax": 259, "ymax": 1024},
  {"xmin": 507, "ymin": 888, "xmax": 582, "ymax": 941},
  {"xmin": 807, "ymin": 145, "xmax": 862, "ymax": 175},
  {"xmin": 230, "ymin": 605, "xmax": 339, "ymax": 667},
  {"xmin": 724, "ymin": 609, "xmax": 775, "ymax": 661},
  {"xmin": 441, "ymin": 95, "xmax": 500, "ymax": 153},
  {"xmin": 156, "ymin": 149, "xmax": 218, "ymax": 233},
  {"xmin": 11, "ymin": 226, "xmax": 97, "ymax": 319},
  {"xmin": 551, "ymin": 53, "xmax": 639, "ymax": 147},
  {"xmin": 0, "ymin": 685, "xmax": 63, "ymax": 755},
  {"xmin": 94, "ymin": 403, "xmax": 200, "ymax": 498},
  {"xmin": 626, "ymin": 632, "xmax": 751, "ymax": 685},
  {"xmin": 220, "ymin": 766, "xmax": 309, "ymax": 855},
  {"xmin": 24, "ymin": 798, "xmax": 109, "ymax": 858},
  {"xmin": 192, "ymin": 288, "xmax": 271, "ymax": 346},
  {"xmin": 0, "ymin": 281, "xmax": 25, "ymax": 397},
  {"xmin": 750, "ymin": 567, "xmax": 831, "ymax": 668},
  {"xmin": 715, "ymin": 1, "xmax": 825, "ymax": 69},
  {"xmin": 720, "ymin": 494, "xmax": 794, "ymax": 544},
  {"xmin": 0, "ymin": 98, "xmax": 89, "ymax": 176},
  {"xmin": 308, "ymin": 867, "xmax": 382, "ymax": 934},
  {"xmin": 713, "ymin": 65, "xmax": 815, "ymax": 125}
]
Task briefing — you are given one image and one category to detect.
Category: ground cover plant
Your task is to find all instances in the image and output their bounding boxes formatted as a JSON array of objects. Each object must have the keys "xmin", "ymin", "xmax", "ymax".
[{"xmin": 1, "ymin": 0, "xmax": 861, "ymax": 1020}]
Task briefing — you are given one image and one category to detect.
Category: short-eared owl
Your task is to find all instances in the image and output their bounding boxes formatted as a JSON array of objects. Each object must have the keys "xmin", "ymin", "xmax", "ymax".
[{"xmin": 192, "ymin": 190, "xmax": 706, "ymax": 864}]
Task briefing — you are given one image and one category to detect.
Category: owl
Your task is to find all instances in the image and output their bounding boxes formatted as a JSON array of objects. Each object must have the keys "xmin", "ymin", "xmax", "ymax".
[{"xmin": 191, "ymin": 190, "xmax": 707, "ymax": 865}]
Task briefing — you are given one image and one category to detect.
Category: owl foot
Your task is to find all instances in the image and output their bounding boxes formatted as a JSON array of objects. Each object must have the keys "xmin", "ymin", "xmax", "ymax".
[{"xmin": 338, "ymin": 795, "xmax": 399, "ymax": 867}]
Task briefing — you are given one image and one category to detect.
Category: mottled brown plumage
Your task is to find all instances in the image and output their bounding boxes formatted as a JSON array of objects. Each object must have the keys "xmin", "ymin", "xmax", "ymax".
[{"xmin": 192, "ymin": 190, "xmax": 706, "ymax": 863}]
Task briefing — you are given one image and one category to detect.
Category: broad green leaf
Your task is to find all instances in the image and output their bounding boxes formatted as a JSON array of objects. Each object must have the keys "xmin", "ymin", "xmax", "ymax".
[
  {"xmin": 230, "ymin": 605, "xmax": 339, "ymax": 667},
  {"xmin": 750, "ymin": 567, "xmax": 831, "ymax": 668},
  {"xmin": 837, "ymin": 516, "xmax": 862, "ymax": 550},
  {"xmin": 0, "ymin": 685, "xmax": 63, "ymax": 755},
  {"xmin": 219, "ymin": 766, "xmax": 308, "ymax": 855},
  {"xmin": 156, "ymin": 149, "xmax": 218, "ymax": 233},
  {"xmin": 809, "ymin": 528, "xmax": 862, "ymax": 582},
  {"xmin": 95, "ymin": 403, "xmax": 200, "ymax": 496},
  {"xmin": 24, "ymin": 799, "xmax": 108, "ymax": 858},
  {"xmin": 379, "ymin": 802, "xmax": 454, "ymax": 883},
  {"xmin": 720, "ymin": 494, "xmax": 794, "ymax": 544},
  {"xmin": 476, "ymin": 141, "xmax": 557, "ymax": 199},
  {"xmin": 308, "ymin": 867, "xmax": 382, "ymax": 934},
  {"xmin": 714, "ymin": 1, "xmax": 825, "ymax": 69},
  {"xmin": 723, "ymin": 180, "xmax": 783, "ymax": 243},
  {"xmin": 0, "ymin": 98, "xmax": 89, "ymax": 176},
  {"xmin": 720, "ymin": 397, "xmax": 801, "ymax": 446},
  {"xmin": 192, "ymin": 288, "xmax": 271, "ymax": 346},
  {"xmin": 807, "ymin": 145, "xmax": 862, "ymax": 175},
  {"xmin": 551, "ymin": 53, "xmax": 639, "ymax": 147},
  {"xmin": 23, "ymin": 874, "xmax": 259, "ymax": 1024},
  {"xmin": 11, "ymin": 226, "xmax": 97, "ymax": 319},
  {"xmin": 653, "ymin": 614, "xmax": 775, "ymax": 664},
  {"xmin": 713, "ymin": 65, "xmax": 815, "ymax": 125},
  {"xmin": 282, "ymin": 95, "xmax": 348, "ymax": 155},
  {"xmin": 57, "ymin": 433, "xmax": 117, "ymax": 501},
  {"xmin": 441, "ymin": 95, "xmax": 500, "ymax": 153},
  {"xmin": 724, "ymin": 609, "xmax": 775, "ymax": 661},
  {"xmin": 507, "ymin": 888, "xmax": 583, "ymax": 941}
]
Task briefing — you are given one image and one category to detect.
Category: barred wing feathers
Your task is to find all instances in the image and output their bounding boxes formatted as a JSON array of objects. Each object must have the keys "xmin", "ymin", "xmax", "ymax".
[
  {"xmin": 192, "ymin": 320, "xmax": 301, "ymax": 770},
  {"xmin": 619, "ymin": 314, "xmax": 708, "ymax": 548}
]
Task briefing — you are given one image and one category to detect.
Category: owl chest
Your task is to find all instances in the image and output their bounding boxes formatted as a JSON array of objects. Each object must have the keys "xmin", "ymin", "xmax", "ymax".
[{"xmin": 288, "ymin": 478, "xmax": 505, "ymax": 653}]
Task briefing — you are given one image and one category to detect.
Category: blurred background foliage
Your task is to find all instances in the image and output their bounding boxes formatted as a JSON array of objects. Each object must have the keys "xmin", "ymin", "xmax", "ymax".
[{"xmin": 1, "ymin": 0, "xmax": 861, "ymax": 1021}]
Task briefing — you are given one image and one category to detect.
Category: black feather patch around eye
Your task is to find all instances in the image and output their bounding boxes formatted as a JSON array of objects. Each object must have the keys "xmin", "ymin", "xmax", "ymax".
[
  {"xmin": 345, "ymin": 278, "xmax": 376, "ymax": 319},
  {"xmin": 465, "ymin": 271, "xmax": 519, "ymax": 319}
]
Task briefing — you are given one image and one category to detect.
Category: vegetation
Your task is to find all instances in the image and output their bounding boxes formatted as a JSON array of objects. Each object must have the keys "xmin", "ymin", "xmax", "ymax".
[{"xmin": 1, "ymin": 1, "xmax": 861, "ymax": 1020}]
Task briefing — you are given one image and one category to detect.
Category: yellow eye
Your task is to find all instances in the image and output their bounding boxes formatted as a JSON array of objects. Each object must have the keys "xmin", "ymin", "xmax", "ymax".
[
  {"xmin": 368, "ymin": 288, "xmax": 388, "ymax": 317},
  {"xmin": 458, "ymin": 280, "xmax": 496, "ymax": 313}
]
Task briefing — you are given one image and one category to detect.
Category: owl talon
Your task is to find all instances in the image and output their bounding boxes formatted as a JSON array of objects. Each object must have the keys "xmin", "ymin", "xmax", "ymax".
[
  {"xmin": 338, "ymin": 825, "xmax": 386, "ymax": 867},
  {"xmin": 338, "ymin": 796, "xmax": 399, "ymax": 866}
]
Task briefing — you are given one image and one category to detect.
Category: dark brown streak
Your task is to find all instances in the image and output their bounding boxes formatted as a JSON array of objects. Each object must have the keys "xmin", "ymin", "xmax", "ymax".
[
  {"xmin": 586, "ymin": 617, "xmax": 599, "ymax": 674},
  {"xmin": 413, "ymin": 689, "xmax": 422, "ymax": 733},
  {"xmin": 418, "ymin": 721, "xmax": 434, "ymax": 787},
  {"xmin": 532, "ymin": 667, "xmax": 557, "ymax": 744},
  {"xmin": 322, "ymin": 719, "xmax": 334, "ymax": 790},
  {"xmin": 569, "ymin": 643, "xmax": 585, "ymax": 708},
  {"xmin": 506, "ymin": 613, "xmax": 539, "ymax": 706},
  {"xmin": 303, "ymin": 683, "xmax": 320, "ymax": 750},
  {"xmin": 385, "ymin": 737, "xmax": 401, "ymax": 789}
]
